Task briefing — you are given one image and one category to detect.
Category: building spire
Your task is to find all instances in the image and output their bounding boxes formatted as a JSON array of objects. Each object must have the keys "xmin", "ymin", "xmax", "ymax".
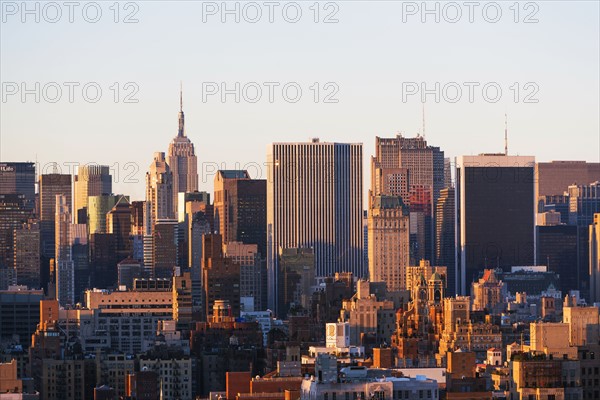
[
  {"xmin": 422, "ymin": 101, "xmax": 426, "ymax": 139},
  {"xmin": 504, "ymin": 113, "xmax": 508, "ymax": 155},
  {"xmin": 178, "ymin": 82, "xmax": 185, "ymax": 137}
]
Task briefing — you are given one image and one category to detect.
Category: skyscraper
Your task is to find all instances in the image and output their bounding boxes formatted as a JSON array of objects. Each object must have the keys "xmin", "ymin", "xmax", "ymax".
[
  {"xmin": 537, "ymin": 224, "xmax": 579, "ymax": 295},
  {"xmin": 278, "ymin": 247, "xmax": 315, "ymax": 319},
  {"xmin": 590, "ymin": 213, "xmax": 600, "ymax": 303},
  {"xmin": 536, "ymin": 161, "xmax": 600, "ymax": 198},
  {"xmin": 107, "ymin": 196, "xmax": 133, "ymax": 262},
  {"xmin": 88, "ymin": 194, "xmax": 127, "ymax": 235},
  {"xmin": 266, "ymin": 139, "xmax": 363, "ymax": 314},
  {"xmin": 70, "ymin": 223, "xmax": 88, "ymax": 303},
  {"xmin": 202, "ymin": 234, "xmax": 241, "ymax": 319},
  {"xmin": 0, "ymin": 163, "xmax": 35, "ymax": 284},
  {"xmin": 152, "ymin": 219, "xmax": 178, "ymax": 279},
  {"xmin": 167, "ymin": 88, "xmax": 198, "ymax": 216},
  {"xmin": 408, "ymin": 184, "xmax": 433, "ymax": 263},
  {"xmin": 368, "ymin": 195, "xmax": 410, "ymax": 291},
  {"xmin": 39, "ymin": 174, "xmax": 72, "ymax": 258},
  {"xmin": 0, "ymin": 162, "xmax": 36, "ymax": 209},
  {"xmin": 14, "ymin": 221, "xmax": 41, "ymax": 289},
  {"xmin": 213, "ymin": 170, "xmax": 267, "ymax": 257},
  {"xmin": 0, "ymin": 194, "xmax": 33, "ymax": 279},
  {"xmin": 224, "ymin": 241, "xmax": 263, "ymax": 312},
  {"xmin": 567, "ymin": 182, "xmax": 600, "ymax": 301},
  {"xmin": 456, "ymin": 154, "xmax": 535, "ymax": 295},
  {"xmin": 130, "ymin": 201, "xmax": 145, "ymax": 263},
  {"xmin": 568, "ymin": 181, "xmax": 600, "ymax": 227},
  {"xmin": 146, "ymin": 152, "xmax": 174, "ymax": 228},
  {"xmin": 89, "ymin": 232, "xmax": 117, "ymax": 289},
  {"xmin": 371, "ymin": 134, "xmax": 445, "ymax": 205},
  {"xmin": 435, "ymin": 187, "xmax": 455, "ymax": 294},
  {"xmin": 55, "ymin": 194, "xmax": 74, "ymax": 306},
  {"xmin": 73, "ymin": 165, "xmax": 112, "ymax": 223},
  {"xmin": 370, "ymin": 135, "xmax": 445, "ymax": 262}
]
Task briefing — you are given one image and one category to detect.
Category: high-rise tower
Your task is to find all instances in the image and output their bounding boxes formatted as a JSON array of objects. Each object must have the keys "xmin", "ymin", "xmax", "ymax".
[
  {"xmin": 590, "ymin": 213, "xmax": 600, "ymax": 303},
  {"xmin": 368, "ymin": 195, "xmax": 410, "ymax": 291},
  {"xmin": 73, "ymin": 165, "xmax": 112, "ymax": 224},
  {"xmin": 145, "ymin": 152, "xmax": 174, "ymax": 227},
  {"xmin": 39, "ymin": 174, "xmax": 71, "ymax": 258},
  {"xmin": 55, "ymin": 194, "xmax": 74, "ymax": 306},
  {"xmin": 455, "ymin": 154, "xmax": 535, "ymax": 295},
  {"xmin": 267, "ymin": 139, "xmax": 363, "ymax": 315},
  {"xmin": 213, "ymin": 170, "xmax": 267, "ymax": 257},
  {"xmin": 167, "ymin": 86, "xmax": 198, "ymax": 216},
  {"xmin": 370, "ymin": 135, "xmax": 445, "ymax": 262}
]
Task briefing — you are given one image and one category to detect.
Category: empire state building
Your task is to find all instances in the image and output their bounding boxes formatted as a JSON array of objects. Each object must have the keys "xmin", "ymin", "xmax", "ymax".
[{"xmin": 167, "ymin": 87, "xmax": 199, "ymax": 215}]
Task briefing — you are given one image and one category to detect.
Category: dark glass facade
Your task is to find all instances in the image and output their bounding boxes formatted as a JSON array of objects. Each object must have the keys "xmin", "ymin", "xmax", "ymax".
[
  {"xmin": 536, "ymin": 225, "xmax": 578, "ymax": 293},
  {"xmin": 435, "ymin": 187, "xmax": 455, "ymax": 295},
  {"xmin": 235, "ymin": 180, "xmax": 267, "ymax": 257},
  {"xmin": 458, "ymin": 166, "xmax": 534, "ymax": 292},
  {"xmin": 0, "ymin": 163, "xmax": 36, "ymax": 209}
]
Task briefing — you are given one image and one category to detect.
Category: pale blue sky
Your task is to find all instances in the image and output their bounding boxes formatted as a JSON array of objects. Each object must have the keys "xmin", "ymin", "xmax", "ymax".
[{"xmin": 1, "ymin": 1, "xmax": 599, "ymax": 200}]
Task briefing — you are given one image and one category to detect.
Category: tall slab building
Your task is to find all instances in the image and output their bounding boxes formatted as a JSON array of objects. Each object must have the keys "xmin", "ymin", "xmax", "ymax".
[
  {"xmin": 14, "ymin": 222, "xmax": 41, "ymax": 289},
  {"xmin": 39, "ymin": 174, "xmax": 72, "ymax": 258},
  {"xmin": 73, "ymin": 165, "xmax": 112, "ymax": 223},
  {"xmin": 536, "ymin": 161, "xmax": 600, "ymax": 198},
  {"xmin": 0, "ymin": 163, "xmax": 35, "ymax": 280},
  {"xmin": 55, "ymin": 194, "xmax": 74, "ymax": 306},
  {"xmin": 590, "ymin": 213, "xmax": 600, "ymax": 304},
  {"xmin": 266, "ymin": 139, "xmax": 363, "ymax": 314},
  {"xmin": 455, "ymin": 154, "xmax": 535, "ymax": 295},
  {"xmin": 167, "ymin": 88, "xmax": 198, "ymax": 216},
  {"xmin": 213, "ymin": 170, "xmax": 267, "ymax": 257},
  {"xmin": 435, "ymin": 187, "xmax": 455, "ymax": 294}
]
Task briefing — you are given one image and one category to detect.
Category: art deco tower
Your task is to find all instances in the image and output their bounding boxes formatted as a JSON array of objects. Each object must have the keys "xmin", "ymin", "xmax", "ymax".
[
  {"xmin": 167, "ymin": 86, "xmax": 198, "ymax": 216},
  {"xmin": 145, "ymin": 152, "xmax": 174, "ymax": 228}
]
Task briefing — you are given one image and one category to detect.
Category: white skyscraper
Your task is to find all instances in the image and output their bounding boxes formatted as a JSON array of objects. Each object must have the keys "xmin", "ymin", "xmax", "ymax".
[
  {"xmin": 266, "ymin": 139, "xmax": 363, "ymax": 314},
  {"xmin": 167, "ymin": 87, "xmax": 198, "ymax": 216},
  {"xmin": 55, "ymin": 194, "xmax": 74, "ymax": 306}
]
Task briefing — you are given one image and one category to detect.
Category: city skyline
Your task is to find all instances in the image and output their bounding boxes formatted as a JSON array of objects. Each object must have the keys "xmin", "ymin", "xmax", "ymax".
[
  {"xmin": 1, "ymin": 104, "xmax": 598, "ymax": 203},
  {"xmin": 1, "ymin": 1, "xmax": 600, "ymax": 397},
  {"xmin": 2, "ymin": 1, "xmax": 598, "ymax": 201}
]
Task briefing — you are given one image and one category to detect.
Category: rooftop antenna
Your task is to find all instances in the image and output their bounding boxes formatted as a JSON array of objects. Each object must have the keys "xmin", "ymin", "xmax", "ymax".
[
  {"xmin": 504, "ymin": 113, "xmax": 508, "ymax": 155},
  {"xmin": 422, "ymin": 101, "xmax": 426, "ymax": 139},
  {"xmin": 180, "ymin": 81, "xmax": 183, "ymax": 112}
]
